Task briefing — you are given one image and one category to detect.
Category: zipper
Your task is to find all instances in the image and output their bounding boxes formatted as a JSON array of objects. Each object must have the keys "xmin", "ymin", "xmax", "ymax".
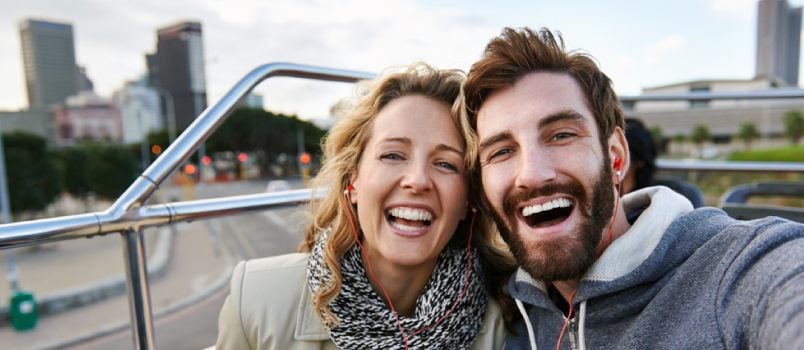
[{"xmin": 567, "ymin": 314, "xmax": 579, "ymax": 350}]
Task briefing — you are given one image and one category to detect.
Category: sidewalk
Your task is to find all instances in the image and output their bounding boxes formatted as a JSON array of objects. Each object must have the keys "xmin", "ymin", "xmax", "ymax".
[{"xmin": 0, "ymin": 218, "xmax": 234, "ymax": 349}]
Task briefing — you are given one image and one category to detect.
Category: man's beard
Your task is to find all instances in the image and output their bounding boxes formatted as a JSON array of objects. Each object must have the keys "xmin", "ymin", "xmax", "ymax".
[{"xmin": 487, "ymin": 160, "xmax": 614, "ymax": 282}]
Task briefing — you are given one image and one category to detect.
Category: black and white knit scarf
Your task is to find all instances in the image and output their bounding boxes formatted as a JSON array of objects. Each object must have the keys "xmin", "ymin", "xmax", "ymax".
[{"xmin": 307, "ymin": 230, "xmax": 488, "ymax": 349}]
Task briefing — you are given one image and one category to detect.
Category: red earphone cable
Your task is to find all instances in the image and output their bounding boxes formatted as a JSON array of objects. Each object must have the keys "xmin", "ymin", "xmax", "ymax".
[
  {"xmin": 341, "ymin": 193, "xmax": 410, "ymax": 348},
  {"xmin": 340, "ymin": 191, "xmax": 477, "ymax": 348},
  {"xmin": 558, "ymin": 170, "xmax": 623, "ymax": 349},
  {"xmin": 555, "ymin": 288, "xmax": 578, "ymax": 350}
]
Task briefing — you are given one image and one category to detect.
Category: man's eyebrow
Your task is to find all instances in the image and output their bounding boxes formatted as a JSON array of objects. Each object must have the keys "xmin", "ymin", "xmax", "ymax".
[
  {"xmin": 478, "ymin": 131, "xmax": 513, "ymax": 153},
  {"xmin": 538, "ymin": 109, "xmax": 587, "ymax": 129}
]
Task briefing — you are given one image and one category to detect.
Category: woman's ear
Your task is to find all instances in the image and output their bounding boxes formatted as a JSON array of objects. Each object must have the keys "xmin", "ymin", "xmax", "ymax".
[{"xmin": 348, "ymin": 176, "xmax": 358, "ymax": 205}]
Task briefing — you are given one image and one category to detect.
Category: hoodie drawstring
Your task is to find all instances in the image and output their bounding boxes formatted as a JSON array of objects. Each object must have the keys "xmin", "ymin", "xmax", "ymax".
[
  {"xmin": 515, "ymin": 299, "xmax": 538, "ymax": 350},
  {"xmin": 578, "ymin": 301, "xmax": 587, "ymax": 350}
]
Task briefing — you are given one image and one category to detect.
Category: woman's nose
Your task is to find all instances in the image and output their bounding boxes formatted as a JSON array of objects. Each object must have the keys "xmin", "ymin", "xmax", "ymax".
[{"xmin": 400, "ymin": 162, "xmax": 431, "ymax": 193}]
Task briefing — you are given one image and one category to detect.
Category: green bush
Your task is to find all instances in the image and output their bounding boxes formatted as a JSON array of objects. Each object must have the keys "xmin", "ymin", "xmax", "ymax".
[
  {"xmin": 1, "ymin": 132, "xmax": 60, "ymax": 213},
  {"xmin": 728, "ymin": 145, "xmax": 804, "ymax": 162}
]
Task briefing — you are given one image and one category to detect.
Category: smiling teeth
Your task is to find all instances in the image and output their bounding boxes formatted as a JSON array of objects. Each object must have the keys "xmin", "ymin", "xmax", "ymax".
[
  {"xmin": 522, "ymin": 198, "xmax": 572, "ymax": 217},
  {"xmin": 389, "ymin": 207, "xmax": 433, "ymax": 221}
]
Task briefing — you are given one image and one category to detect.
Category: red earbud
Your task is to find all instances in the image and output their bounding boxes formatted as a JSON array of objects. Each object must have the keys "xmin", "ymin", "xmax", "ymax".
[
  {"xmin": 343, "ymin": 183, "xmax": 355, "ymax": 195},
  {"xmin": 613, "ymin": 157, "xmax": 623, "ymax": 177}
]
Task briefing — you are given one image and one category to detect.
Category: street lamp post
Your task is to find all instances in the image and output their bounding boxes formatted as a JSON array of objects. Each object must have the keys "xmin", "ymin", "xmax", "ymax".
[{"xmin": 150, "ymin": 86, "xmax": 176, "ymax": 144}]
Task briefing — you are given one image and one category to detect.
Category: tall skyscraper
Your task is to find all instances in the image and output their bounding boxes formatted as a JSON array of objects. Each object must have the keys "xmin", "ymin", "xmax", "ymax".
[
  {"xmin": 756, "ymin": 0, "xmax": 802, "ymax": 86},
  {"xmin": 19, "ymin": 19, "xmax": 80, "ymax": 109},
  {"xmin": 146, "ymin": 21, "xmax": 207, "ymax": 131}
]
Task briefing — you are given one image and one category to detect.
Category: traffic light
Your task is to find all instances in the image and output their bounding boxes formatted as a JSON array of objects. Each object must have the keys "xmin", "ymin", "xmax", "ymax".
[{"xmin": 299, "ymin": 152, "xmax": 311, "ymax": 165}]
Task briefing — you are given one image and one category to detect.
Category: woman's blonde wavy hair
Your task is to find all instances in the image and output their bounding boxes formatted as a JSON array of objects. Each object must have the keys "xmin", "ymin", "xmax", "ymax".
[{"xmin": 300, "ymin": 62, "xmax": 517, "ymax": 328}]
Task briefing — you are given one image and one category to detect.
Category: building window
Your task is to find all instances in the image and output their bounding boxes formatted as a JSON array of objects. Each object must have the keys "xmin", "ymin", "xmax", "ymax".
[{"xmin": 689, "ymin": 86, "xmax": 710, "ymax": 108}]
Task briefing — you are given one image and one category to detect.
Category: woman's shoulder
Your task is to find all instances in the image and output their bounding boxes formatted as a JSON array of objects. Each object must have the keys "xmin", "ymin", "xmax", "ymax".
[
  {"xmin": 471, "ymin": 297, "xmax": 507, "ymax": 350},
  {"xmin": 232, "ymin": 252, "xmax": 310, "ymax": 309},
  {"xmin": 218, "ymin": 252, "xmax": 331, "ymax": 349}
]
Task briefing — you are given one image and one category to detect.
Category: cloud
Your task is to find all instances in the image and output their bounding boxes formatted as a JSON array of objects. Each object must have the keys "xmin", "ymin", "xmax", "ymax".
[
  {"xmin": 710, "ymin": 0, "xmax": 756, "ymax": 21},
  {"xmin": 0, "ymin": 0, "xmax": 498, "ymax": 119},
  {"xmin": 644, "ymin": 34, "xmax": 688, "ymax": 64}
]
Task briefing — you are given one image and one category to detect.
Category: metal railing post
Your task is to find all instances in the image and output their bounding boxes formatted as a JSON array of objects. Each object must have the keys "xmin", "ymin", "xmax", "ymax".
[{"xmin": 122, "ymin": 228, "xmax": 155, "ymax": 350}]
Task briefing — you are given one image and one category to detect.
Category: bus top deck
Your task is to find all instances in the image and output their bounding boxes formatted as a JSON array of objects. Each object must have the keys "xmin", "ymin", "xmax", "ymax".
[{"xmin": 0, "ymin": 63, "xmax": 802, "ymax": 349}]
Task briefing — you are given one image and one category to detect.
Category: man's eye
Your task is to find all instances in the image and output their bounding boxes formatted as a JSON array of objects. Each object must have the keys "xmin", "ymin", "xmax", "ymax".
[
  {"xmin": 552, "ymin": 132, "xmax": 576, "ymax": 141},
  {"xmin": 488, "ymin": 148, "xmax": 512, "ymax": 161}
]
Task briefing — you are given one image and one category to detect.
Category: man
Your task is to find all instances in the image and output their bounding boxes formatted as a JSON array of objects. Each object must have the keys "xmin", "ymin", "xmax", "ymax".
[{"xmin": 463, "ymin": 27, "xmax": 803, "ymax": 349}]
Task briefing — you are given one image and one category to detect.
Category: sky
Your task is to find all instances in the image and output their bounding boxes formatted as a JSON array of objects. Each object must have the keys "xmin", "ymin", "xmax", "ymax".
[{"xmin": 0, "ymin": 0, "xmax": 800, "ymax": 120}]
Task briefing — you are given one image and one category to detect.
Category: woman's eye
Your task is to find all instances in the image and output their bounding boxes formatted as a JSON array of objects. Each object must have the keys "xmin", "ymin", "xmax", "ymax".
[
  {"xmin": 435, "ymin": 161, "xmax": 460, "ymax": 172},
  {"xmin": 379, "ymin": 153, "xmax": 404, "ymax": 161}
]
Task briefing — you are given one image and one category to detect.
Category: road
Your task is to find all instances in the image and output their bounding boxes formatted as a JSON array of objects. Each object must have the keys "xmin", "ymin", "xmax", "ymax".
[{"xmin": 69, "ymin": 179, "xmax": 309, "ymax": 350}]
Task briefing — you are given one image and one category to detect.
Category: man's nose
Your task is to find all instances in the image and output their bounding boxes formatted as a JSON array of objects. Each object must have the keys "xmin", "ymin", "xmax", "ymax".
[{"xmin": 515, "ymin": 146, "xmax": 557, "ymax": 189}]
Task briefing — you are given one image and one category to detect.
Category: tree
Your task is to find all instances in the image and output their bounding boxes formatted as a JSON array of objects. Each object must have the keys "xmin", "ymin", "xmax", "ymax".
[
  {"xmin": 690, "ymin": 124, "xmax": 710, "ymax": 158},
  {"xmin": 737, "ymin": 122, "xmax": 760, "ymax": 150},
  {"xmin": 783, "ymin": 110, "xmax": 803, "ymax": 144},
  {"xmin": 1, "ymin": 131, "xmax": 60, "ymax": 214},
  {"xmin": 84, "ymin": 142, "xmax": 139, "ymax": 199},
  {"xmin": 57, "ymin": 147, "xmax": 90, "ymax": 198},
  {"xmin": 206, "ymin": 107, "xmax": 327, "ymax": 175},
  {"xmin": 649, "ymin": 126, "xmax": 664, "ymax": 154}
]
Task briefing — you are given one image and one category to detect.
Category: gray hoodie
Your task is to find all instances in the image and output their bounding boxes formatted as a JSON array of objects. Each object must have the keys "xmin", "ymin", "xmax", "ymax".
[{"xmin": 506, "ymin": 186, "xmax": 804, "ymax": 350}]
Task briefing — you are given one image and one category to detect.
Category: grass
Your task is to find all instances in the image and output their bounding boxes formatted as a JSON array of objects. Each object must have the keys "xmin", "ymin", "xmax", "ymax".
[{"xmin": 728, "ymin": 144, "xmax": 804, "ymax": 162}]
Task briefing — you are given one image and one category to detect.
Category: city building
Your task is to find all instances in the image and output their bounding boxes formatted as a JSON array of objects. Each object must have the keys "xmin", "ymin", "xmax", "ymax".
[
  {"xmin": 631, "ymin": 78, "xmax": 802, "ymax": 139},
  {"xmin": 756, "ymin": 0, "xmax": 802, "ymax": 86},
  {"xmin": 146, "ymin": 21, "xmax": 207, "ymax": 131},
  {"xmin": 19, "ymin": 19, "xmax": 80, "ymax": 110},
  {"xmin": 0, "ymin": 110, "xmax": 55, "ymax": 145},
  {"xmin": 235, "ymin": 92, "xmax": 264, "ymax": 110},
  {"xmin": 112, "ymin": 81, "xmax": 163, "ymax": 144},
  {"xmin": 53, "ymin": 91, "xmax": 123, "ymax": 146}
]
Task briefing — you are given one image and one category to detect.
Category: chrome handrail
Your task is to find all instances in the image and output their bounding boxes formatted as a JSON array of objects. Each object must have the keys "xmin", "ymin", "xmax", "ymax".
[
  {"xmin": 620, "ymin": 88, "xmax": 804, "ymax": 102},
  {"xmin": 0, "ymin": 63, "xmax": 372, "ymax": 349},
  {"xmin": 657, "ymin": 159, "xmax": 804, "ymax": 172}
]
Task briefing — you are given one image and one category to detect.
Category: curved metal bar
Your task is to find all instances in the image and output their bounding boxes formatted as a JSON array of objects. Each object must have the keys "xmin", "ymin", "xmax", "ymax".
[
  {"xmin": 121, "ymin": 228, "xmax": 155, "ymax": 350},
  {"xmin": 0, "ymin": 63, "xmax": 372, "ymax": 248},
  {"xmin": 657, "ymin": 159, "xmax": 804, "ymax": 172},
  {"xmin": 621, "ymin": 88, "xmax": 804, "ymax": 102},
  {"xmin": 106, "ymin": 63, "xmax": 373, "ymax": 219},
  {"xmin": 0, "ymin": 213, "xmax": 101, "ymax": 249}
]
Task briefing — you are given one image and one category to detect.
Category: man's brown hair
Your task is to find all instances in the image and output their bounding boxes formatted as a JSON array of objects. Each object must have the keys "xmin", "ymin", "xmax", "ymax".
[{"xmin": 464, "ymin": 27, "xmax": 625, "ymax": 142}]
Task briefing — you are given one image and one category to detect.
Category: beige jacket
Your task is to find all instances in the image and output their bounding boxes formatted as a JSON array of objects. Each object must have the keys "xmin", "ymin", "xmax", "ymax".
[{"xmin": 216, "ymin": 253, "xmax": 506, "ymax": 349}]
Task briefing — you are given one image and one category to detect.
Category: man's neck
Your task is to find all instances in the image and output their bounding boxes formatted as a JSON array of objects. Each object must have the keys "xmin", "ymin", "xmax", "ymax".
[{"xmin": 551, "ymin": 203, "xmax": 632, "ymax": 305}]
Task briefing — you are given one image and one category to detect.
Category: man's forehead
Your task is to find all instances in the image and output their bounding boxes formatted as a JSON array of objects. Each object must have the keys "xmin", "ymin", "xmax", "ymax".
[{"xmin": 476, "ymin": 72, "xmax": 594, "ymax": 137}]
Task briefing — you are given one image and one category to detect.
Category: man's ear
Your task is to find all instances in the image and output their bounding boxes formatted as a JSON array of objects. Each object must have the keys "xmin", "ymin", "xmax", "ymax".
[{"xmin": 608, "ymin": 126, "xmax": 629, "ymax": 179}]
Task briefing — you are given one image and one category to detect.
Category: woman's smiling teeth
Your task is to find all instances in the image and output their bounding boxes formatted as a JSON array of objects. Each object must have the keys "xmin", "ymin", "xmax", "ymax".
[{"xmin": 388, "ymin": 207, "xmax": 434, "ymax": 231}]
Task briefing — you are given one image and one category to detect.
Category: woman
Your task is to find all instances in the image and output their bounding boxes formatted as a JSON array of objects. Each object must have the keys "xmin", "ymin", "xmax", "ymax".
[{"xmin": 216, "ymin": 63, "xmax": 515, "ymax": 349}]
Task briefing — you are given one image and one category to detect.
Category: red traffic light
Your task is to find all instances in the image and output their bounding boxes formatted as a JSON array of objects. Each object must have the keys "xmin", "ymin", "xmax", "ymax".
[
  {"xmin": 299, "ymin": 152, "xmax": 311, "ymax": 165},
  {"xmin": 184, "ymin": 164, "xmax": 197, "ymax": 175},
  {"xmin": 237, "ymin": 152, "xmax": 248, "ymax": 163},
  {"xmin": 201, "ymin": 155, "xmax": 212, "ymax": 165}
]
